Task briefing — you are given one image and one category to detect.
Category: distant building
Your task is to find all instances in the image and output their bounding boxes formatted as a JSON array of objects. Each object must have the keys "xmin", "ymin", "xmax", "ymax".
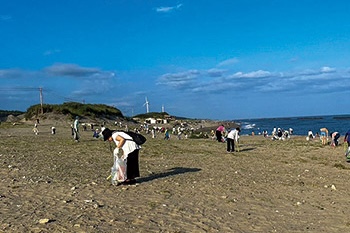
[{"xmin": 145, "ymin": 118, "xmax": 157, "ymax": 124}]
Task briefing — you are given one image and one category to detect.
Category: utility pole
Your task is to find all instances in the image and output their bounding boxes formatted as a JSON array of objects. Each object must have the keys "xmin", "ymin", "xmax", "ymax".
[{"xmin": 39, "ymin": 87, "xmax": 43, "ymax": 114}]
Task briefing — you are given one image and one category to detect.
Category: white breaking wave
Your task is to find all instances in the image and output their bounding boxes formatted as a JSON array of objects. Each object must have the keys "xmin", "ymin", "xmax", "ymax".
[{"xmin": 243, "ymin": 123, "xmax": 255, "ymax": 129}]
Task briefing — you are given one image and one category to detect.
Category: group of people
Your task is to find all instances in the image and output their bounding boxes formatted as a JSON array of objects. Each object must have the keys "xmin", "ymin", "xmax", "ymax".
[
  {"xmin": 32, "ymin": 118, "xmax": 56, "ymax": 135},
  {"xmin": 270, "ymin": 127, "xmax": 293, "ymax": 141},
  {"xmin": 215, "ymin": 125, "xmax": 241, "ymax": 153},
  {"xmin": 101, "ymin": 122, "xmax": 350, "ymax": 186},
  {"xmin": 31, "ymin": 114, "xmax": 350, "ymax": 189},
  {"xmin": 306, "ymin": 128, "xmax": 341, "ymax": 147}
]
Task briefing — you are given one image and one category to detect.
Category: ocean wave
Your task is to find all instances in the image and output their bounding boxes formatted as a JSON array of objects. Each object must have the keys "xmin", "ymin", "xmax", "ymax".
[{"xmin": 242, "ymin": 123, "xmax": 255, "ymax": 129}]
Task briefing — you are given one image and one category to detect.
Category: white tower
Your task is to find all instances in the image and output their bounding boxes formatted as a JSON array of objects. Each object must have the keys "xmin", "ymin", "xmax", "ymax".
[{"xmin": 143, "ymin": 97, "xmax": 150, "ymax": 113}]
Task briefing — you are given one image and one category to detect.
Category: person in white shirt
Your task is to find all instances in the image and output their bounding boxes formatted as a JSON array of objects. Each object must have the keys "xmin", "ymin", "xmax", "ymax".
[
  {"xmin": 227, "ymin": 127, "xmax": 240, "ymax": 153},
  {"xmin": 73, "ymin": 116, "xmax": 80, "ymax": 142},
  {"xmin": 307, "ymin": 130, "xmax": 314, "ymax": 140},
  {"xmin": 102, "ymin": 128, "xmax": 141, "ymax": 185}
]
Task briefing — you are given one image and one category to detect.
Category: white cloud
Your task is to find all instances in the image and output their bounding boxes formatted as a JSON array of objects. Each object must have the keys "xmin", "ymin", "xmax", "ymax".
[
  {"xmin": 217, "ymin": 58, "xmax": 239, "ymax": 67},
  {"xmin": 231, "ymin": 70, "xmax": 272, "ymax": 78},
  {"xmin": 156, "ymin": 4, "xmax": 183, "ymax": 13},
  {"xmin": 157, "ymin": 65, "xmax": 345, "ymax": 96},
  {"xmin": 321, "ymin": 66, "xmax": 336, "ymax": 73}
]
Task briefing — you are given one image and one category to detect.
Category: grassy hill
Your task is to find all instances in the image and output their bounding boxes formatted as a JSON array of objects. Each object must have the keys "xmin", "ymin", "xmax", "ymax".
[{"xmin": 24, "ymin": 102, "xmax": 124, "ymax": 121}]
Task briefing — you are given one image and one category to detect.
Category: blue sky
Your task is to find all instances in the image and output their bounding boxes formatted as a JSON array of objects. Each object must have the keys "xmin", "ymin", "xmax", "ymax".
[{"xmin": 1, "ymin": 0, "xmax": 350, "ymax": 120}]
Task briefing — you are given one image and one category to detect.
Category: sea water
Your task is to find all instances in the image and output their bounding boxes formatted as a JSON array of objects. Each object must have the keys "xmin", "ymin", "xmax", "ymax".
[{"xmin": 235, "ymin": 114, "xmax": 350, "ymax": 136}]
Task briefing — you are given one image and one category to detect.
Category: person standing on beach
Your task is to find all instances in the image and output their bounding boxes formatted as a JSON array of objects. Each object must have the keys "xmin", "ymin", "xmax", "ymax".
[
  {"xmin": 102, "ymin": 128, "xmax": 140, "ymax": 185},
  {"xmin": 73, "ymin": 116, "xmax": 80, "ymax": 142},
  {"xmin": 164, "ymin": 129, "xmax": 170, "ymax": 140},
  {"xmin": 227, "ymin": 127, "xmax": 240, "ymax": 153},
  {"xmin": 51, "ymin": 126, "xmax": 56, "ymax": 135},
  {"xmin": 151, "ymin": 128, "xmax": 156, "ymax": 138},
  {"xmin": 344, "ymin": 129, "xmax": 350, "ymax": 156},
  {"xmin": 216, "ymin": 124, "xmax": 225, "ymax": 142}
]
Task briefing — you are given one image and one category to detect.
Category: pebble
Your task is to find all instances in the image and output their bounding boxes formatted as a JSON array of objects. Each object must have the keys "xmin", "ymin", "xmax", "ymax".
[{"xmin": 39, "ymin": 218, "xmax": 50, "ymax": 224}]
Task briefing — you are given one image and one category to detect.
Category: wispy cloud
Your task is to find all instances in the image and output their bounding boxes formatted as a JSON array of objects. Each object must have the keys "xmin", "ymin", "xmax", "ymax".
[
  {"xmin": 217, "ymin": 58, "xmax": 239, "ymax": 67},
  {"xmin": 0, "ymin": 69, "xmax": 25, "ymax": 79},
  {"xmin": 0, "ymin": 15, "xmax": 12, "ymax": 21},
  {"xmin": 156, "ymin": 4, "xmax": 183, "ymax": 13},
  {"xmin": 44, "ymin": 63, "xmax": 114, "ymax": 78},
  {"xmin": 321, "ymin": 66, "xmax": 336, "ymax": 73},
  {"xmin": 43, "ymin": 49, "xmax": 61, "ymax": 56},
  {"xmin": 206, "ymin": 68, "xmax": 226, "ymax": 77},
  {"xmin": 157, "ymin": 65, "xmax": 347, "ymax": 96},
  {"xmin": 293, "ymin": 66, "xmax": 337, "ymax": 78},
  {"xmin": 289, "ymin": 57, "xmax": 299, "ymax": 62},
  {"xmin": 230, "ymin": 70, "xmax": 272, "ymax": 79},
  {"xmin": 157, "ymin": 69, "xmax": 199, "ymax": 88}
]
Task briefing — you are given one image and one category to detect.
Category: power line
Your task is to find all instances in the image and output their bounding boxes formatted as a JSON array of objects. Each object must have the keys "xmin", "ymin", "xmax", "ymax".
[
  {"xmin": 0, "ymin": 87, "xmax": 44, "ymax": 113},
  {"xmin": 0, "ymin": 87, "xmax": 41, "ymax": 91},
  {"xmin": 39, "ymin": 87, "xmax": 43, "ymax": 114},
  {"xmin": 1, "ymin": 87, "xmax": 86, "ymax": 111}
]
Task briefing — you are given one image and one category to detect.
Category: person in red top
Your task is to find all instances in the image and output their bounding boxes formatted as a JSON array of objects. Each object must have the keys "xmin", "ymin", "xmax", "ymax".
[{"xmin": 216, "ymin": 124, "xmax": 225, "ymax": 142}]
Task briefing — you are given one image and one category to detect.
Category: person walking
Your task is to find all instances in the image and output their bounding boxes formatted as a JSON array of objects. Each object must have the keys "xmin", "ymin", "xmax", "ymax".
[
  {"xmin": 227, "ymin": 127, "xmax": 240, "ymax": 153},
  {"xmin": 73, "ymin": 116, "xmax": 80, "ymax": 142},
  {"xmin": 102, "ymin": 128, "xmax": 141, "ymax": 185},
  {"xmin": 164, "ymin": 129, "xmax": 170, "ymax": 140}
]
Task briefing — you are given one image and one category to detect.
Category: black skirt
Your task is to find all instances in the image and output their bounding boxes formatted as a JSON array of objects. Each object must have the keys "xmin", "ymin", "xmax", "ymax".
[{"xmin": 126, "ymin": 149, "xmax": 140, "ymax": 179}]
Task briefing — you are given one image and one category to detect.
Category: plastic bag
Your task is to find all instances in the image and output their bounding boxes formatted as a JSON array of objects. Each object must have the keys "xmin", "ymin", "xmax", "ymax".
[{"xmin": 111, "ymin": 155, "xmax": 127, "ymax": 185}]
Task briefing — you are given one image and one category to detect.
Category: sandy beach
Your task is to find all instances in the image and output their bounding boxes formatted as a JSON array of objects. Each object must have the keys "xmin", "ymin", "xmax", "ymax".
[{"xmin": 1, "ymin": 119, "xmax": 350, "ymax": 232}]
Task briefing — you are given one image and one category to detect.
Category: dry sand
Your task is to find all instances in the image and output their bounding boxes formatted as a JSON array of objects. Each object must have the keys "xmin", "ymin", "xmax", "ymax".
[{"xmin": 1, "ymin": 120, "xmax": 350, "ymax": 232}]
